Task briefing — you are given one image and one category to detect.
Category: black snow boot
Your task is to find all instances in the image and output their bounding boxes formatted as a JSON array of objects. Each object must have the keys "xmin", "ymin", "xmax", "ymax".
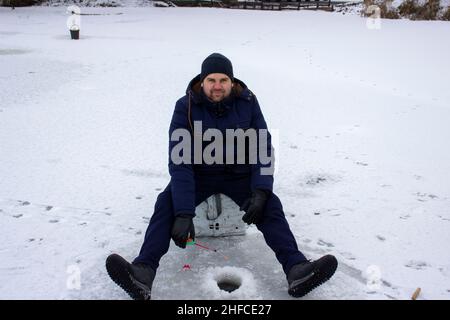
[
  {"xmin": 287, "ymin": 254, "xmax": 338, "ymax": 298},
  {"xmin": 106, "ymin": 253, "xmax": 155, "ymax": 300}
]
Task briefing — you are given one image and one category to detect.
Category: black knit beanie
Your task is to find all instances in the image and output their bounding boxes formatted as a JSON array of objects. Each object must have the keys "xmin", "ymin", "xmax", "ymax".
[{"xmin": 200, "ymin": 53, "xmax": 234, "ymax": 82}]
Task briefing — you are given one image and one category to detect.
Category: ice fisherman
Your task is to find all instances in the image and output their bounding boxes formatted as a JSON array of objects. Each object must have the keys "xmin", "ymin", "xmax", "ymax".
[{"xmin": 106, "ymin": 53, "xmax": 338, "ymax": 300}]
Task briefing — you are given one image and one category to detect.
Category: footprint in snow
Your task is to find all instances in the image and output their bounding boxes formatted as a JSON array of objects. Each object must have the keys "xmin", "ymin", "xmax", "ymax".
[
  {"xmin": 303, "ymin": 173, "xmax": 341, "ymax": 187},
  {"xmin": 415, "ymin": 192, "xmax": 438, "ymax": 202},
  {"xmin": 317, "ymin": 239, "xmax": 334, "ymax": 248},
  {"xmin": 405, "ymin": 260, "xmax": 429, "ymax": 270},
  {"xmin": 340, "ymin": 252, "xmax": 356, "ymax": 261},
  {"xmin": 437, "ymin": 215, "xmax": 450, "ymax": 222},
  {"xmin": 306, "ymin": 176, "xmax": 327, "ymax": 186}
]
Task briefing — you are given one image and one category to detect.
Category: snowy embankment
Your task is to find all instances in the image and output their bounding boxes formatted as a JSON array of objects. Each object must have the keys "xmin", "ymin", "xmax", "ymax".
[{"xmin": 1, "ymin": 6, "xmax": 449, "ymax": 299}]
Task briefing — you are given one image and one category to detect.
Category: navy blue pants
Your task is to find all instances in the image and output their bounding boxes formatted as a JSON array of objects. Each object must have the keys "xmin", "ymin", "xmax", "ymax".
[{"xmin": 133, "ymin": 174, "xmax": 307, "ymax": 275}]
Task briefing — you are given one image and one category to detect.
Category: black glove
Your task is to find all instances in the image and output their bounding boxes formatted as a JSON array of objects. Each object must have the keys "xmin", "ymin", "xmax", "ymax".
[
  {"xmin": 240, "ymin": 189, "xmax": 269, "ymax": 225},
  {"xmin": 171, "ymin": 215, "xmax": 195, "ymax": 249}
]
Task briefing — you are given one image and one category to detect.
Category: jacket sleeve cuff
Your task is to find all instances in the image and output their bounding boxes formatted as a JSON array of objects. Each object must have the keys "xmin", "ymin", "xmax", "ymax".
[{"xmin": 174, "ymin": 210, "xmax": 196, "ymax": 218}]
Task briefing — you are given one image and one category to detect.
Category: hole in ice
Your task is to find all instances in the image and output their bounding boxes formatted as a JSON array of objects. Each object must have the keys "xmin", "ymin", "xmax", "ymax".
[{"xmin": 216, "ymin": 273, "xmax": 242, "ymax": 293}]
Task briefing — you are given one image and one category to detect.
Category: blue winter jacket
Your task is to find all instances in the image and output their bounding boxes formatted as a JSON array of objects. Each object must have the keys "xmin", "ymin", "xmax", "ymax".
[{"xmin": 168, "ymin": 74, "xmax": 274, "ymax": 217}]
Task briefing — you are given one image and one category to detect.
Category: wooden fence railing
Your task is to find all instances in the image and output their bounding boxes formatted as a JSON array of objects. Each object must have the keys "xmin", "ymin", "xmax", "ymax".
[{"xmin": 167, "ymin": 0, "xmax": 334, "ymax": 11}]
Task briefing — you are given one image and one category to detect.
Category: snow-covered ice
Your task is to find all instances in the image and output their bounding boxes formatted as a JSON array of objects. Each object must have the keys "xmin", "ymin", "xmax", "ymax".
[{"xmin": 1, "ymin": 6, "xmax": 450, "ymax": 300}]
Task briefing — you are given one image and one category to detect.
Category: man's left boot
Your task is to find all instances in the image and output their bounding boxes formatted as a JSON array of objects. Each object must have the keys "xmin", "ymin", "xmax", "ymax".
[{"xmin": 287, "ymin": 254, "xmax": 338, "ymax": 298}]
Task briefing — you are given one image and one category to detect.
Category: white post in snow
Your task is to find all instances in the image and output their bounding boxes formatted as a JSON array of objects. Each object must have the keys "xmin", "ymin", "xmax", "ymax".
[
  {"xmin": 66, "ymin": 5, "xmax": 81, "ymax": 39},
  {"xmin": 366, "ymin": 5, "xmax": 381, "ymax": 30}
]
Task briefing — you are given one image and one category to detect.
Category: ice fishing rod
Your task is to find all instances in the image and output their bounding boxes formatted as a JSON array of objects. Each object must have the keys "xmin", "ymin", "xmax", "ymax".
[
  {"xmin": 181, "ymin": 239, "xmax": 229, "ymax": 271},
  {"xmin": 186, "ymin": 238, "xmax": 229, "ymax": 260},
  {"xmin": 70, "ymin": 12, "xmax": 124, "ymax": 16}
]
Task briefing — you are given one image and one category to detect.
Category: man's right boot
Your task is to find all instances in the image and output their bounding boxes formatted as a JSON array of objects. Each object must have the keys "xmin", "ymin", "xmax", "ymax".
[
  {"xmin": 106, "ymin": 253, "xmax": 155, "ymax": 300},
  {"xmin": 287, "ymin": 254, "xmax": 338, "ymax": 298}
]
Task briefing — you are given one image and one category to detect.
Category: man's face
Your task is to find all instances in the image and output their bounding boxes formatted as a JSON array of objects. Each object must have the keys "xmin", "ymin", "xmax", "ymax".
[{"xmin": 201, "ymin": 73, "xmax": 233, "ymax": 102}]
